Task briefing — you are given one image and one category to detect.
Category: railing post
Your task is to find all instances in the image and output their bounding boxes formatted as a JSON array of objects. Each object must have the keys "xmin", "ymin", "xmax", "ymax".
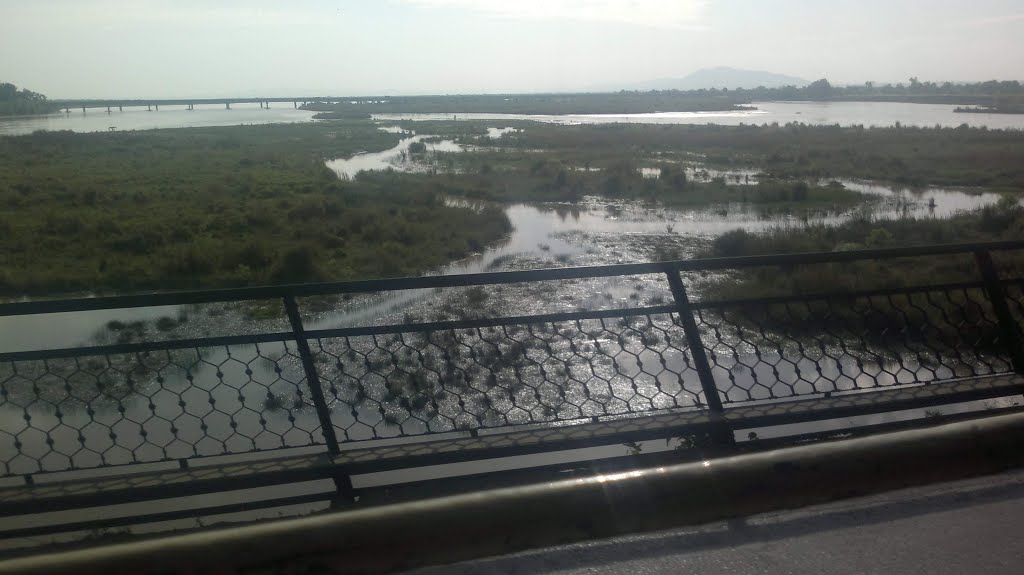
[
  {"xmin": 975, "ymin": 250, "xmax": 1024, "ymax": 374},
  {"xmin": 665, "ymin": 268, "xmax": 732, "ymax": 444},
  {"xmin": 283, "ymin": 295, "xmax": 342, "ymax": 455}
]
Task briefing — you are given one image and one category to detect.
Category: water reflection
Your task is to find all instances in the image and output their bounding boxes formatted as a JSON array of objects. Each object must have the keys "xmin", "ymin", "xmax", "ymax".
[
  {"xmin": 325, "ymin": 134, "xmax": 464, "ymax": 179},
  {"xmin": 376, "ymin": 100, "xmax": 1024, "ymax": 130},
  {"xmin": 0, "ymin": 103, "xmax": 317, "ymax": 136}
]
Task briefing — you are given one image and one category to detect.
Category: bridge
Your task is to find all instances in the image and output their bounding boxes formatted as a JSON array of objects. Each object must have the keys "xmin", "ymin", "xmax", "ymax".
[
  {"xmin": 49, "ymin": 97, "xmax": 347, "ymax": 113},
  {"xmin": 0, "ymin": 241, "xmax": 1022, "ymax": 567}
]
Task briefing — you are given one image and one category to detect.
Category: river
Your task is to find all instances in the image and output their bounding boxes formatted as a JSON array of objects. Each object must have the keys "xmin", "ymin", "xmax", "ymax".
[
  {"xmin": 375, "ymin": 101, "xmax": 1024, "ymax": 130},
  {"xmin": 0, "ymin": 102, "xmax": 318, "ymax": 136},
  {"xmin": 3, "ymin": 100, "xmax": 1024, "ymax": 136}
]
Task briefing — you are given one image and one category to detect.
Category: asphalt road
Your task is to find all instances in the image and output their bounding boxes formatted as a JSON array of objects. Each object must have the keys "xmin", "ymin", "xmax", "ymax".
[{"xmin": 411, "ymin": 469, "xmax": 1024, "ymax": 575}]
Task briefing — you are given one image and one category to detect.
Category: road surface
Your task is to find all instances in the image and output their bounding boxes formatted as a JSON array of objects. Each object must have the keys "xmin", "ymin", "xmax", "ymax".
[{"xmin": 411, "ymin": 468, "xmax": 1024, "ymax": 575}]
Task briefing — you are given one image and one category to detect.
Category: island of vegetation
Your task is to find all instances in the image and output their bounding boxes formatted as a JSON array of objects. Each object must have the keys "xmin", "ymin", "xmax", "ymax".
[{"xmin": 954, "ymin": 100, "xmax": 1024, "ymax": 114}]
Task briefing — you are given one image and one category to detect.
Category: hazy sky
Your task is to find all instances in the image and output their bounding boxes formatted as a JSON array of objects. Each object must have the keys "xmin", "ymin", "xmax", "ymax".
[{"xmin": 2, "ymin": 0, "xmax": 1022, "ymax": 98}]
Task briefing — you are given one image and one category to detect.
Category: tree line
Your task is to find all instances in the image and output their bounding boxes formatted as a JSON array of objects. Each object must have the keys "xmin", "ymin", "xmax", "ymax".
[{"xmin": 0, "ymin": 82, "xmax": 57, "ymax": 116}]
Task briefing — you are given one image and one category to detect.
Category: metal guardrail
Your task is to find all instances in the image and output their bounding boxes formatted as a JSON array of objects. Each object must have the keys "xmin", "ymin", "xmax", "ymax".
[
  {"xmin": 6, "ymin": 410, "xmax": 1024, "ymax": 575},
  {"xmin": 0, "ymin": 241, "xmax": 1023, "ymax": 485}
]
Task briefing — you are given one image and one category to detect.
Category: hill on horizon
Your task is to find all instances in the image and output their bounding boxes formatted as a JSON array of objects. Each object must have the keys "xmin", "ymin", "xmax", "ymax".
[{"xmin": 611, "ymin": 66, "xmax": 809, "ymax": 92}]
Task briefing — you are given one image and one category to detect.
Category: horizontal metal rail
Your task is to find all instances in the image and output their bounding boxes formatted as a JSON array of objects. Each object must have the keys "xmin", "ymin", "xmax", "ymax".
[
  {"xmin": 3, "ymin": 240, "xmax": 1022, "ymax": 317},
  {"xmin": 5, "ymin": 411, "xmax": 1024, "ymax": 575}
]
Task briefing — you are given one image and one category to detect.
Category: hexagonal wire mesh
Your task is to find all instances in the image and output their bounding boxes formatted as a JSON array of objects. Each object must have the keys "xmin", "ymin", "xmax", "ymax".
[
  {"xmin": 1004, "ymin": 281, "xmax": 1024, "ymax": 339},
  {"xmin": 312, "ymin": 311, "xmax": 706, "ymax": 442},
  {"xmin": 2, "ymin": 244, "xmax": 1023, "ymax": 478},
  {"xmin": 0, "ymin": 341, "xmax": 322, "ymax": 476},
  {"xmin": 695, "ymin": 286, "xmax": 1014, "ymax": 404}
]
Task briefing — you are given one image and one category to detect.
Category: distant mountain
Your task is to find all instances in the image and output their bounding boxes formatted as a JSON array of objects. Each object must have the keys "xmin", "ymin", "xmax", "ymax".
[{"xmin": 611, "ymin": 67, "xmax": 809, "ymax": 92}]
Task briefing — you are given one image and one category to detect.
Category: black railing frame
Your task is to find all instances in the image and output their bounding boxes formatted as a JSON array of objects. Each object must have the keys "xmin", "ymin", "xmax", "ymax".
[{"xmin": 2, "ymin": 240, "xmax": 1024, "ymax": 493}]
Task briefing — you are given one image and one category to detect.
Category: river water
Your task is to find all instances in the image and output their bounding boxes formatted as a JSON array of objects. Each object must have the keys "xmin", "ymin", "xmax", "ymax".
[
  {"xmin": 3, "ymin": 101, "xmax": 1024, "ymax": 136},
  {"xmin": 0, "ymin": 103, "xmax": 317, "ymax": 136},
  {"xmin": 375, "ymin": 101, "xmax": 1024, "ymax": 130}
]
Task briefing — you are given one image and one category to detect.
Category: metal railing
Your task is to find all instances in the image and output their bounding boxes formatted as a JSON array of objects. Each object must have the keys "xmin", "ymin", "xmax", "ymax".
[
  {"xmin": 7, "ymin": 411, "xmax": 1024, "ymax": 575},
  {"xmin": 1, "ymin": 241, "xmax": 1023, "ymax": 481}
]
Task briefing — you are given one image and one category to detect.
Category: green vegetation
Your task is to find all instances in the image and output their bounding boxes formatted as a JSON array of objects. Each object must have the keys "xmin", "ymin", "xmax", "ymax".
[
  {"xmin": 0, "ymin": 122, "xmax": 511, "ymax": 296},
  {"xmin": 376, "ymin": 157, "xmax": 867, "ymax": 210},
  {"xmin": 734, "ymin": 78, "xmax": 1024, "ymax": 106},
  {"xmin": 689, "ymin": 197, "xmax": 1024, "ymax": 353},
  {"xmin": 486, "ymin": 122, "xmax": 1024, "ymax": 189},
  {"xmin": 0, "ymin": 82, "xmax": 56, "ymax": 116},
  {"xmin": 702, "ymin": 196, "xmax": 1024, "ymax": 299},
  {"xmin": 4, "ymin": 115, "xmax": 1022, "ymax": 299}
]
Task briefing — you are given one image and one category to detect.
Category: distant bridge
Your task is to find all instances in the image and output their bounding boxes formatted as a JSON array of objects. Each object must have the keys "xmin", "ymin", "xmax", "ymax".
[{"xmin": 49, "ymin": 97, "xmax": 347, "ymax": 112}]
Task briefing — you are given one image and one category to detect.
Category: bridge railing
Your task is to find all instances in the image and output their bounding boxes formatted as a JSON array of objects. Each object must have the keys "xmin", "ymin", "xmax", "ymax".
[{"xmin": 1, "ymin": 241, "xmax": 1023, "ymax": 479}]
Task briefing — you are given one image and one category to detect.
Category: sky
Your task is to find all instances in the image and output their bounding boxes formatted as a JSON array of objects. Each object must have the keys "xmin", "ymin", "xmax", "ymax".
[{"xmin": 1, "ymin": 0, "xmax": 1023, "ymax": 98}]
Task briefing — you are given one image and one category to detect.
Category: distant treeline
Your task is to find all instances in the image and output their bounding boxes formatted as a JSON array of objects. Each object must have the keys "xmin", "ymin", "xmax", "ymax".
[
  {"xmin": 0, "ymin": 83, "xmax": 57, "ymax": 116},
  {"xmin": 734, "ymin": 78, "xmax": 1023, "ymax": 104},
  {"xmin": 306, "ymin": 79, "xmax": 1024, "ymax": 116}
]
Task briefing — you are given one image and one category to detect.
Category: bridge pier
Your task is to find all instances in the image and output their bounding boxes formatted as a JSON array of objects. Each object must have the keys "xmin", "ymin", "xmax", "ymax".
[
  {"xmin": 147, "ymin": 104, "xmax": 152, "ymax": 112},
  {"xmin": 155, "ymin": 104, "xmax": 159, "ymax": 111},
  {"xmin": 107, "ymin": 106, "xmax": 111, "ymax": 113},
  {"xmin": 188, "ymin": 103, "xmax": 194, "ymax": 111},
  {"xmin": 225, "ymin": 102, "xmax": 231, "ymax": 110},
  {"xmin": 119, "ymin": 105, "xmax": 122, "ymax": 112},
  {"xmin": 293, "ymin": 101, "xmax": 297, "ymax": 108}
]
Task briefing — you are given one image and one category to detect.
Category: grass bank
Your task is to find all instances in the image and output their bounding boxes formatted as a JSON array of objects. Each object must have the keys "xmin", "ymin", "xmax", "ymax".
[
  {"xmin": 0, "ymin": 122, "xmax": 511, "ymax": 296},
  {"xmin": 700, "ymin": 196, "xmax": 1024, "ymax": 299}
]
